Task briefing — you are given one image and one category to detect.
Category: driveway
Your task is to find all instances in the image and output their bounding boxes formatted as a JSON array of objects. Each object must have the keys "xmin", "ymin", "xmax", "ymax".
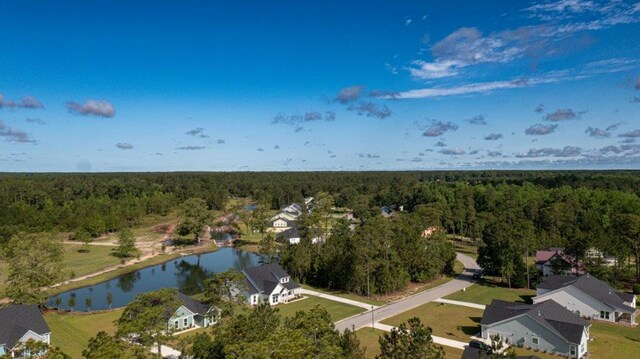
[
  {"xmin": 299, "ymin": 288, "xmax": 379, "ymax": 310},
  {"xmin": 335, "ymin": 252, "xmax": 480, "ymax": 332}
]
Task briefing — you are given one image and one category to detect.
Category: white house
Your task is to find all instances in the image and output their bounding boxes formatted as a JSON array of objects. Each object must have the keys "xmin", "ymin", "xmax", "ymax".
[
  {"xmin": 533, "ymin": 274, "xmax": 637, "ymax": 325},
  {"xmin": 0, "ymin": 305, "xmax": 51, "ymax": 358},
  {"xmin": 270, "ymin": 217, "xmax": 295, "ymax": 233},
  {"xmin": 535, "ymin": 249, "xmax": 583, "ymax": 277},
  {"xmin": 242, "ymin": 263, "xmax": 301, "ymax": 306},
  {"xmin": 481, "ymin": 299, "xmax": 590, "ymax": 358},
  {"xmin": 168, "ymin": 292, "xmax": 220, "ymax": 332},
  {"xmin": 277, "ymin": 227, "xmax": 323, "ymax": 245}
]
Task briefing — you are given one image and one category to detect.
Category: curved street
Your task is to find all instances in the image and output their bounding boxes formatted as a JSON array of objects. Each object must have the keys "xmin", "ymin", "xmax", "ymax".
[{"xmin": 334, "ymin": 252, "xmax": 481, "ymax": 332}]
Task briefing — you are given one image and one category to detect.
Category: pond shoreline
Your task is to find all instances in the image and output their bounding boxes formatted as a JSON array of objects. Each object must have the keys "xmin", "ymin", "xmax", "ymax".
[{"xmin": 48, "ymin": 243, "xmax": 220, "ymax": 296}]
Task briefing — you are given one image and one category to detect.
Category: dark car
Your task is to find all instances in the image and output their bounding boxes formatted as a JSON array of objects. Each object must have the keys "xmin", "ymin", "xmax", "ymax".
[
  {"xmin": 472, "ymin": 272, "xmax": 482, "ymax": 280},
  {"xmin": 468, "ymin": 339, "xmax": 491, "ymax": 352}
]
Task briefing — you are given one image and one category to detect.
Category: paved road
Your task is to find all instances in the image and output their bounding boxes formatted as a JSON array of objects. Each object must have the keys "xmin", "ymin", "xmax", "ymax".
[
  {"xmin": 299, "ymin": 288, "xmax": 380, "ymax": 310},
  {"xmin": 335, "ymin": 252, "xmax": 480, "ymax": 331}
]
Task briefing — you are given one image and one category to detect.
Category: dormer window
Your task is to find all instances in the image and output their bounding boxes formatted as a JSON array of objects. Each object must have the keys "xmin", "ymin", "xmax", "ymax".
[{"xmin": 281, "ymin": 277, "xmax": 289, "ymax": 283}]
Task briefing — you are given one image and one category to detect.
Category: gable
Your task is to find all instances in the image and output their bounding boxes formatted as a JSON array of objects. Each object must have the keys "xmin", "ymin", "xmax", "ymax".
[
  {"xmin": 536, "ymin": 285, "xmax": 614, "ymax": 312},
  {"xmin": 170, "ymin": 305, "xmax": 195, "ymax": 320},
  {"xmin": 13, "ymin": 330, "xmax": 47, "ymax": 350},
  {"xmin": 485, "ymin": 314, "xmax": 573, "ymax": 346}
]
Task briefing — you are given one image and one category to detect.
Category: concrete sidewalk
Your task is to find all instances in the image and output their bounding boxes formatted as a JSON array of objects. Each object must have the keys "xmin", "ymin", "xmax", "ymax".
[
  {"xmin": 149, "ymin": 345, "xmax": 181, "ymax": 359},
  {"xmin": 365, "ymin": 323, "xmax": 468, "ymax": 350},
  {"xmin": 433, "ymin": 298, "xmax": 486, "ymax": 310},
  {"xmin": 299, "ymin": 288, "xmax": 379, "ymax": 310}
]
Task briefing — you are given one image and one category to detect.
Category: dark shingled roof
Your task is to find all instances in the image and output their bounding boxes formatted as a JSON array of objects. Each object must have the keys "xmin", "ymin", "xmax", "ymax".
[
  {"xmin": 278, "ymin": 227, "xmax": 300, "ymax": 240},
  {"xmin": 177, "ymin": 292, "xmax": 210, "ymax": 315},
  {"xmin": 538, "ymin": 274, "xmax": 636, "ymax": 313},
  {"xmin": 243, "ymin": 263, "xmax": 300, "ymax": 295},
  {"xmin": 0, "ymin": 305, "xmax": 50, "ymax": 350},
  {"xmin": 482, "ymin": 300, "xmax": 589, "ymax": 345}
]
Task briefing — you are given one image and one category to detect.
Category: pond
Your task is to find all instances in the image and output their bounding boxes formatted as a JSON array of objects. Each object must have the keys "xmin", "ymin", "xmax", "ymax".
[{"xmin": 47, "ymin": 247, "xmax": 260, "ymax": 311}]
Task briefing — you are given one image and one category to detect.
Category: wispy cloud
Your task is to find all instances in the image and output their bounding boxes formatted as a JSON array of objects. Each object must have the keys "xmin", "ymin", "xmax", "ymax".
[
  {"xmin": 484, "ymin": 133, "xmax": 503, "ymax": 140},
  {"xmin": 516, "ymin": 145, "xmax": 581, "ymax": 158},
  {"xmin": 435, "ymin": 140, "xmax": 447, "ymax": 147},
  {"xmin": 585, "ymin": 127, "xmax": 610, "ymax": 138},
  {"xmin": 606, "ymin": 122, "xmax": 624, "ymax": 131},
  {"xmin": 535, "ymin": 104, "xmax": 545, "ymax": 113},
  {"xmin": 439, "ymin": 148, "xmax": 465, "ymax": 155},
  {"xmin": 216, "ymin": 139, "xmax": 226, "ymax": 144},
  {"xmin": 487, "ymin": 150, "xmax": 502, "ymax": 157},
  {"xmin": 185, "ymin": 127, "xmax": 209, "ymax": 138},
  {"xmin": 525, "ymin": 123, "xmax": 558, "ymax": 135},
  {"xmin": 67, "ymin": 100, "xmax": 115, "ymax": 117},
  {"xmin": 334, "ymin": 85, "xmax": 364, "ymax": 104},
  {"xmin": 116, "ymin": 142, "xmax": 133, "ymax": 150},
  {"xmin": 0, "ymin": 120, "xmax": 36, "ymax": 143},
  {"xmin": 619, "ymin": 129, "xmax": 640, "ymax": 138},
  {"xmin": 466, "ymin": 115, "xmax": 487, "ymax": 125},
  {"xmin": 544, "ymin": 108, "xmax": 585, "ymax": 121},
  {"xmin": 358, "ymin": 153, "xmax": 380, "ymax": 159},
  {"xmin": 421, "ymin": 120, "xmax": 458, "ymax": 137},
  {"xmin": 347, "ymin": 102, "xmax": 391, "ymax": 119},
  {"xmin": 272, "ymin": 111, "xmax": 336, "ymax": 129},
  {"xmin": 257, "ymin": 148, "xmax": 264, "ymax": 152},
  {"xmin": 177, "ymin": 146, "xmax": 205, "ymax": 150},
  {"xmin": 0, "ymin": 94, "xmax": 45, "ymax": 109}
]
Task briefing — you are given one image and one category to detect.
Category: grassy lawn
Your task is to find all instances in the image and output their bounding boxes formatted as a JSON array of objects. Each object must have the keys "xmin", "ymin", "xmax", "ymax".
[
  {"xmin": 45, "ymin": 309, "xmax": 123, "ymax": 358},
  {"xmin": 588, "ymin": 321, "xmax": 640, "ymax": 358},
  {"xmin": 381, "ymin": 302, "xmax": 483, "ymax": 343},
  {"xmin": 454, "ymin": 243, "xmax": 479, "ymax": 260},
  {"xmin": 444, "ymin": 280, "xmax": 535, "ymax": 306},
  {"xmin": 62, "ymin": 243, "xmax": 121, "ymax": 280},
  {"xmin": 277, "ymin": 295, "xmax": 365, "ymax": 322},
  {"xmin": 355, "ymin": 328, "xmax": 463, "ymax": 359}
]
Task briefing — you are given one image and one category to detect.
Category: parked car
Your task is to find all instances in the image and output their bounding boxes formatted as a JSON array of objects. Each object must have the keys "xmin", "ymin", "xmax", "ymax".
[
  {"xmin": 472, "ymin": 273, "xmax": 482, "ymax": 280},
  {"xmin": 468, "ymin": 339, "xmax": 490, "ymax": 352}
]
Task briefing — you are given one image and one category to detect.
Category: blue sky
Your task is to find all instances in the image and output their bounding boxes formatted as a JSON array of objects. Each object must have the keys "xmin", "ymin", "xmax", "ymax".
[{"xmin": 1, "ymin": 0, "xmax": 639, "ymax": 171}]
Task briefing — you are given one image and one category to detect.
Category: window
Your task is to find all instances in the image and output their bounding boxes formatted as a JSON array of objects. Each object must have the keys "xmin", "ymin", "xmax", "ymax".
[
  {"xmin": 174, "ymin": 320, "xmax": 179, "ymax": 329},
  {"xmin": 570, "ymin": 345, "xmax": 576, "ymax": 356},
  {"xmin": 600, "ymin": 311, "xmax": 610, "ymax": 320},
  {"xmin": 531, "ymin": 337, "xmax": 539, "ymax": 345},
  {"xmin": 184, "ymin": 318, "xmax": 188, "ymax": 327},
  {"xmin": 272, "ymin": 294, "xmax": 279, "ymax": 303},
  {"xmin": 281, "ymin": 277, "xmax": 289, "ymax": 283},
  {"xmin": 252, "ymin": 295, "xmax": 257, "ymax": 304}
]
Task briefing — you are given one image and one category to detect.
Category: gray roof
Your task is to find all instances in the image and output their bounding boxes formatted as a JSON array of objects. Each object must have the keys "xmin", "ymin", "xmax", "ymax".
[
  {"xmin": 177, "ymin": 292, "xmax": 210, "ymax": 315},
  {"xmin": 538, "ymin": 274, "xmax": 636, "ymax": 313},
  {"xmin": 0, "ymin": 305, "xmax": 50, "ymax": 350},
  {"xmin": 278, "ymin": 227, "xmax": 300, "ymax": 240},
  {"xmin": 482, "ymin": 300, "xmax": 589, "ymax": 345},
  {"xmin": 243, "ymin": 263, "xmax": 300, "ymax": 295}
]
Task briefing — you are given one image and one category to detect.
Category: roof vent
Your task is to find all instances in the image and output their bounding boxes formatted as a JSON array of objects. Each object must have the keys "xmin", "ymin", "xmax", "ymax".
[{"xmin": 538, "ymin": 310, "xmax": 541, "ymax": 316}]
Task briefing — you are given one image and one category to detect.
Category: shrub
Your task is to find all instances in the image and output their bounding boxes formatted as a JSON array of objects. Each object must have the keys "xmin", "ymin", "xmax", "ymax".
[{"xmin": 633, "ymin": 284, "xmax": 640, "ymax": 295}]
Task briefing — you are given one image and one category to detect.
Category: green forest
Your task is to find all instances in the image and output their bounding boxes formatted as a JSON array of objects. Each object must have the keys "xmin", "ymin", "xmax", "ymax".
[{"xmin": 1, "ymin": 170, "xmax": 640, "ymax": 291}]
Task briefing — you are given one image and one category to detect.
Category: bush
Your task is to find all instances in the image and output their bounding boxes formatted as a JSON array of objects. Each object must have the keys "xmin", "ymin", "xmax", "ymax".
[{"xmin": 633, "ymin": 284, "xmax": 640, "ymax": 295}]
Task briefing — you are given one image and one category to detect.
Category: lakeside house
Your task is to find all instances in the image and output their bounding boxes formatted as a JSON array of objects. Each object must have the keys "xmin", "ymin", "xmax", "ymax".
[
  {"xmin": 481, "ymin": 299, "xmax": 590, "ymax": 358},
  {"xmin": 0, "ymin": 305, "xmax": 51, "ymax": 358},
  {"xmin": 168, "ymin": 292, "xmax": 221, "ymax": 332},
  {"xmin": 533, "ymin": 274, "xmax": 637, "ymax": 325},
  {"xmin": 242, "ymin": 263, "xmax": 301, "ymax": 306}
]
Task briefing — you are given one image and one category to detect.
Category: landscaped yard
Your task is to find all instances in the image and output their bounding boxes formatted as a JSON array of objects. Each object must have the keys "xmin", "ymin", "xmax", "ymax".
[
  {"xmin": 444, "ymin": 281, "xmax": 535, "ymax": 306},
  {"xmin": 45, "ymin": 309, "xmax": 123, "ymax": 358},
  {"xmin": 588, "ymin": 321, "xmax": 640, "ymax": 358},
  {"xmin": 277, "ymin": 295, "xmax": 365, "ymax": 322},
  {"xmin": 381, "ymin": 302, "xmax": 484, "ymax": 343},
  {"xmin": 355, "ymin": 328, "xmax": 463, "ymax": 359}
]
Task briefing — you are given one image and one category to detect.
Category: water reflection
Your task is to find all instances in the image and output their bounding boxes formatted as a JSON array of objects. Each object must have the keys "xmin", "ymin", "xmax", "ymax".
[{"xmin": 47, "ymin": 247, "xmax": 259, "ymax": 311}]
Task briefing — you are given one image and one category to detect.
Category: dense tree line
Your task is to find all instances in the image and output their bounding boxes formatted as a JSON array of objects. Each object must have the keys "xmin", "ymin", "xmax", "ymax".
[
  {"xmin": 1, "ymin": 171, "xmax": 639, "ymax": 287},
  {"xmin": 280, "ymin": 216, "xmax": 457, "ymax": 296}
]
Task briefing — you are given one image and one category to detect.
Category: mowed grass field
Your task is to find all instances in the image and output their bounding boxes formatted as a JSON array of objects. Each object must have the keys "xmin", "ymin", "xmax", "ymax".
[
  {"xmin": 277, "ymin": 295, "xmax": 365, "ymax": 322},
  {"xmin": 45, "ymin": 309, "xmax": 123, "ymax": 358},
  {"xmin": 588, "ymin": 320, "xmax": 640, "ymax": 358},
  {"xmin": 444, "ymin": 281, "xmax": 535, "ymax": 306},
  {"xmin": 382, "ymin": 302, "xmax": 484, "ymax": 343}
]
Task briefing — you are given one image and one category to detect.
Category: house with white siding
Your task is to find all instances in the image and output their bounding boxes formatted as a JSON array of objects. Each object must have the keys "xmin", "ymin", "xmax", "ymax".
[
  {"xmin": 481, "ymin": 299, "xmax": 590, "ymax": 358},
  {"xmin": 533, "ymin": 274, "xmax": 637, "ymax": 325},
  {"xmin": 242, "ymin": 263, "xmax": 300, "ymax": 306},
  {"xmin": 167, "ymin": 292, "xmax": 220, "ymax": 332},
  {"xmin": 0, "ymin": 305, "xmax": 51, "ymax": 358}
]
